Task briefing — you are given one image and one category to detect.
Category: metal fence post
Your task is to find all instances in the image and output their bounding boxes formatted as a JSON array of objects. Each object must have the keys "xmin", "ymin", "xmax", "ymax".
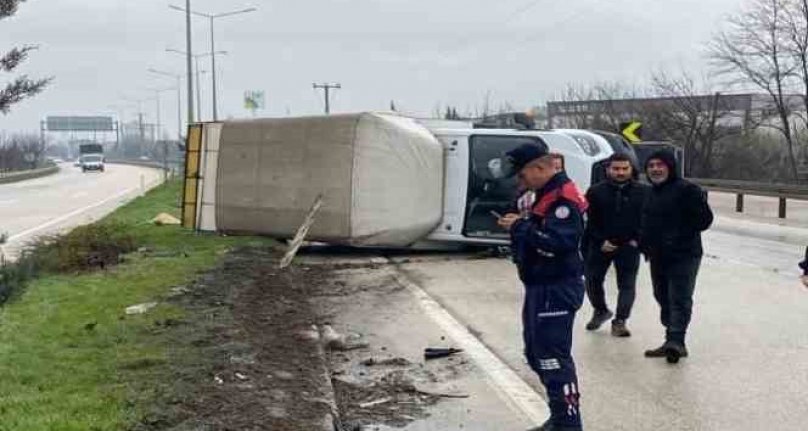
[{"xmin": 736, "ymin": 193, "xmax": 744, "ymax": 213}]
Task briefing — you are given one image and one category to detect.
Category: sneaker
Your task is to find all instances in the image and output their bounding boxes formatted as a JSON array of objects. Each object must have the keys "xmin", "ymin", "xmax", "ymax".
[
  {"xmin": 611, "ymin": 320, "xmax": 631, "ymax": 337},
  {"xmin": 585, "ymin": 309, "xmax": 614, "ymax": 331}
]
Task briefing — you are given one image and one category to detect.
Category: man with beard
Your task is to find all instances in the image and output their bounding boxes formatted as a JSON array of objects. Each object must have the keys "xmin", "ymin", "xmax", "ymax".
[
  {"xmin": 641, "ymin": 150, "xmax": 713, "ymax": 364},
  {"xmin": 583, "ymin": 153, "xmax": 649, "ymax": 337}
]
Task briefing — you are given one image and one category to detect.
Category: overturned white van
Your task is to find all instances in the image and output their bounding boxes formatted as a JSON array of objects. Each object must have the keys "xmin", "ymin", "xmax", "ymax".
[{"xmin": 182, "ymin": 112, "xmax": 618, "ymax": 248}]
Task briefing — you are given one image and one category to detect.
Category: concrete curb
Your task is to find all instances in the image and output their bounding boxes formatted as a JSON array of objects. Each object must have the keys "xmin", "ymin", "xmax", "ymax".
[{"xmin": 0, "ymin": 166, "xmax": 60, "ymax": 185}]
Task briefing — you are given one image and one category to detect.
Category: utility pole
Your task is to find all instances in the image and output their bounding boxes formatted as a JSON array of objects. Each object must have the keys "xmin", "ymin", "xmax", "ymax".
[{"xmin": 313, "ymin": 83, "xmax": 341, "ymax": 114}]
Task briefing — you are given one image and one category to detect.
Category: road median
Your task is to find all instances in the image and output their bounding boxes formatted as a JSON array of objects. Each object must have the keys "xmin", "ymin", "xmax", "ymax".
[{"xmin": 0, "ymin": 165, "xmax": 60, "ymax": 185}]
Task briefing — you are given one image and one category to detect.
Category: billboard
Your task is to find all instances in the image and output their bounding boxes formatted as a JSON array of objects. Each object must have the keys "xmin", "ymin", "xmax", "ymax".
[
  {"xmin": 244, "ymin": 91, "xmax": 265, "ymax": 111},
  {"xmin": 46, "ymin": 116, "xmax": 115, "ymax": 132}
]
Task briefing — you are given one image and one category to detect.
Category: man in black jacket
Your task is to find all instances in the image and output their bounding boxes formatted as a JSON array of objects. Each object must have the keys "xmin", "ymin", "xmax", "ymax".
[
  {"xmin": 641, "ymin": 150, "xmax": 713, "ymax": 364},
  {"xmin": 800, "ymin": 246, "xmax": 807, "ymax": 288},
  {"xmin": 584, "ymin": 153, "xmax": 649, "ymax": 337}
]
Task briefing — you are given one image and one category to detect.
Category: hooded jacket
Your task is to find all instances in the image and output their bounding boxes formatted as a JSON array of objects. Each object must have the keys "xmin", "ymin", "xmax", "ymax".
[{"xmin": 640, "ymin": 150, "xmax": 713, "ymax": 260}]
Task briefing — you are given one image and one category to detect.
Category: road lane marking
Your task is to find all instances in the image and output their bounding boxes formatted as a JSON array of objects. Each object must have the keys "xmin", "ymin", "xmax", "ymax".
[
  {"xmin": 6, "ymin": 186, "xmax": 138, "ymax": 244},
  {"xmin": 392, "ymin": 267, "xmax": 550, "ymax": 425}
]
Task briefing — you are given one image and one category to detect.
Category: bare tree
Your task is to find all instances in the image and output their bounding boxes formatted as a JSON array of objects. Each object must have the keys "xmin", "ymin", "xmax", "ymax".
[
  {"xmin": 708, "ymin": 0, "xmax": 801, "ymax": 179},
  {"xmin": 0, "ymin": 0, "xmax": 50, "ymax": 114},
  {"xmin": 551, "ymin": 81, "xmax": 640, "ymax": 130},
  {"xmin": 646, "ymin": 71, "xmax": 744, "ymax": 177}
]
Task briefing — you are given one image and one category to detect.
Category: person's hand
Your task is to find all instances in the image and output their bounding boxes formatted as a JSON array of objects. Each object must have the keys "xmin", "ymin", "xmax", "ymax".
[
  {"xmin": 801, "ymin": 275, "xmax": 808, "ymax": 289},
  {"xmin": 628, "ymin": 240, "xmax": 639, "ymax": 248},
  {"xmin": 497, "ymin": 213, "xmax": 521, "ymax": 230},
  {"xmin": 601, "ymin": 240, "xmax": 618, "ymax": 253}
]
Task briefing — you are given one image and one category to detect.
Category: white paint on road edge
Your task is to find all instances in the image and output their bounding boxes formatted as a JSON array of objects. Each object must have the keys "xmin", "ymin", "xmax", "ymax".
[
  {"xmin": 6, "ymin": 186, "xmax": 139, "ymax": 244},
  {"xmin": 392, "ymin": 270, "xmax": 550, "ymax": 425}
]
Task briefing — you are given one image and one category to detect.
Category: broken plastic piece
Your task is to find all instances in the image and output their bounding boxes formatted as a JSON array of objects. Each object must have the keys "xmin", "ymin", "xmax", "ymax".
[{"xmin": 423, "ymin": 347, "xmax": 463, "ymax": 360}]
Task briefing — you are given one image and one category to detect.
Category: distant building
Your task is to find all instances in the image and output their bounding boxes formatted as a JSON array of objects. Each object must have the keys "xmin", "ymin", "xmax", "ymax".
[{"xmin": 546, "ymin": 93, "xmax": 806, "ymax": 135}]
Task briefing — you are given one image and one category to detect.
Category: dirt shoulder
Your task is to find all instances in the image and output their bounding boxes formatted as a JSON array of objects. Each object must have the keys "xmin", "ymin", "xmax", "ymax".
[{"xmin": 136, "ymin": 247, "xmax": 524, "ymax": 431}]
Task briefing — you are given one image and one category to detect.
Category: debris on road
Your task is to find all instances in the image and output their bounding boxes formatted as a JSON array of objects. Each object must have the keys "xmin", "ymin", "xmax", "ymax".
[
  {"xmin": 151, "ymin": 213, "xmax": 181, "ymax": 226},
  {"xmin": 321, "ymin": 324, "xmax": 370, "ymax": 351},
  {"xmin": 423, "ymin": 347, "xmax": 463, "ymax": 360},
  {"xmin": 358, "ymin": 397, "xmax": 393, "ymax": 409},
  {"xmin": 125, "ymin": 302, "xmax": 158, "ymax": 315},
  {"xmin": 361, "ymin": 357, "xmax": 411, "ymax": 367},
  {"xmin": 279, "ymin": 194, "xmax": 324, "ymax": 269}
]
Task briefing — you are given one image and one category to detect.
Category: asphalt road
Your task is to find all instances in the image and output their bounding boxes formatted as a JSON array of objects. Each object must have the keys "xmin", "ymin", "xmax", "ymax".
[
  {"xmin": 0, "ymin": 162, "xmax": 163, "ymax": 259},
  {"xmin": 396, "ymin": 218, "xmax": 808, "ymax": 431}
]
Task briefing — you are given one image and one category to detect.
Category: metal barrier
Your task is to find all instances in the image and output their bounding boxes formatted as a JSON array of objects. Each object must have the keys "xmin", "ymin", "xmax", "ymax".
[{"xmin": 691, "ymin": 178, "xmax": 808, "ymax": 219}]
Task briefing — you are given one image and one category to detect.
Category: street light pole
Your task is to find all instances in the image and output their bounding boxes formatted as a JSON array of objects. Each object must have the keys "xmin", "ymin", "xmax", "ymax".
[
  {"xmin": 209, "ymin": 16, "xmax": 218, "ymax": 121},
  {"xmin": 147, "ymin": 68, "xmax": 184, "ymax": 143},
  {"xmin": 167, "ymin": 49, "xmax": 224, "ymax": 122},
  {"xmin": 171, "ymin": 5, "xmax": 256, "ymax": 121},
  {"xmin": 184, "ymin": 0, "xmax": 194, "ymax": 124}
]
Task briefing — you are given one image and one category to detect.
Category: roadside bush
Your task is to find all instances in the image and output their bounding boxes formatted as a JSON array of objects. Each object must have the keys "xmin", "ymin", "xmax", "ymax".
[{"xmin": 0, "ymin": 222, "xmax": 138, "ymax": 305}]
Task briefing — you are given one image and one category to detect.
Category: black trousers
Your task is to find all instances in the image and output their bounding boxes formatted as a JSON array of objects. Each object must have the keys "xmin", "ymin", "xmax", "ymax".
[
  {"xmin": 523, "ymin": 281, "xmax": 583, "ymax": 429},
  {"xmin": 584, "ymin": 245, "xmax": 640, "ymax": 321},
  {"xmin": 649, "ymin": 256, "xmax": 701, "ymax": 345}
]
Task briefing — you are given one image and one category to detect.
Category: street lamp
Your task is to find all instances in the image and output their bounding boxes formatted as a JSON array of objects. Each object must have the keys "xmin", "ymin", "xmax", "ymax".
[
  {"xmin": 166, "ymin": 48, "xmax": 226, "ymax": 121},
  {"xmin": 146, "ymin": 87, "xmax": 178, "ymax": 182},
  {"xmin": 145, "ymin": 87, "xmax": 176, "ymax": 143},
  {"xmin": 169, "ymin": 1, "xmax": 195, "ymax": 125},
  {"xmin": 147, "ymin": 68, "xmax": 184, "ymax": 143},
  {"xmin": 170, "ymin": 4, "xmax": 257, "ymax": 121}
]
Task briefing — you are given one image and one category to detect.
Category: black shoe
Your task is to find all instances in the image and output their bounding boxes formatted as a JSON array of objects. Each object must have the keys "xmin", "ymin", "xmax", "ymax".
[
  {"xmin": 645, "ymin": 342, "xmax": 689, "ymax": 359},
  {"xmin": 665, "ymin": 343, "xmax": 688, "ymax": 364},
  {"xmin": 585, "ymin": 309, "xmax": 613, "ymax": 331},
  {"xmin": 526, "ymin": 420, "xmax": 582, "ymax": 431},
  {"xmin": 644, "ymin": 343, "xmax": 668, "ymax": 358},
  {"xmin": 611, "ymin": 320, "xmax": 631, "ymax": 337}
]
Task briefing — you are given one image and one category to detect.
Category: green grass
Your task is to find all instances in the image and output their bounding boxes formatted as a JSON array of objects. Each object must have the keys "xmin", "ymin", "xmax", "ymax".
[{"xmin": 0, "ymin": 181, "xmax": 272, "ymax": 431}]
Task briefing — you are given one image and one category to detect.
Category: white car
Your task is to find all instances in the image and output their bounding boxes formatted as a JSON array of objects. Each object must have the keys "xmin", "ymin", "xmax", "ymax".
[{"xmin": 80, "ymin": 155, "xmax": 105, "ymax": 173}]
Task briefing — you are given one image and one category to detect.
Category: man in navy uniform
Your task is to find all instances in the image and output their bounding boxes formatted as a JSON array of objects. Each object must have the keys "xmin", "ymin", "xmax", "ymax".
[{"xmin": 498, "ymin": 142, "xmax": 588, "ymax": 431}]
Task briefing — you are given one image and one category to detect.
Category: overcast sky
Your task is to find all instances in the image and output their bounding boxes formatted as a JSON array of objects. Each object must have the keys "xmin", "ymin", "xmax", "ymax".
[{"xmin": 2, "ymin": 0, "xmax": 744, "ymax": 137}]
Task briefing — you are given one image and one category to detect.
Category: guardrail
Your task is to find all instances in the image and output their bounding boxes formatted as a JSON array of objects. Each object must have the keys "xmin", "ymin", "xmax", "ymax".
[
  {"xmin": 106, "ymin": 159, "xmax": 184, "ymax": 179},
  {"xmin": 691, "ymin": 178, "xmax": 808, "ymax": 219},
  {"xmin": 0, "ymin": 165, "xmax": 60, "ymax": 184}
]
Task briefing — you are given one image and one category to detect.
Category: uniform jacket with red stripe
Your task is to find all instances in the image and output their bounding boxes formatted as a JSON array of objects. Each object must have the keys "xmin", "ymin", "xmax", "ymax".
[{"xmin": 510, "ymin": 172, "xmax": 588, "ymax": 310}]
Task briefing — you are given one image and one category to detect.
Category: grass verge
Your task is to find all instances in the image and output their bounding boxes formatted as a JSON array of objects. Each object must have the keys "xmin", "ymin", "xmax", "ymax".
[{"xmin": 0, "ymin": 180, "xmax": 273, "ymax": 430}]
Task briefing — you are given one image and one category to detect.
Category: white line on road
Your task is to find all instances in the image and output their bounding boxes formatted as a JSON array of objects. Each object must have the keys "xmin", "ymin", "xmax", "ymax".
[
  {"xmin": 6, "ymin": 186, "xmax": 138, "ymax": 244},
  {"xmin": 392, "ymin": 268, "xmax": 550, "ymax": 425}
]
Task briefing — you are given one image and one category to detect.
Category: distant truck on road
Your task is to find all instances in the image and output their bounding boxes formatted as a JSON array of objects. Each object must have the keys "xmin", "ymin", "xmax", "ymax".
[
  {"xmin": 78, "ymin": 143, "xmax": 105, "ymax": 173},
  {"xmin": 181, "ymin": 113, "xmax": 633, "ymax": 248}
]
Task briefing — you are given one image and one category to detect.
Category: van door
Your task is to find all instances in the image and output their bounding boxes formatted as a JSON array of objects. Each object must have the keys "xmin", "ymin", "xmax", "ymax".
[{"xmin": 463, "ymin": 134, "xmax": 546, "ymax": 239}]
